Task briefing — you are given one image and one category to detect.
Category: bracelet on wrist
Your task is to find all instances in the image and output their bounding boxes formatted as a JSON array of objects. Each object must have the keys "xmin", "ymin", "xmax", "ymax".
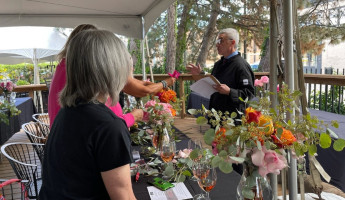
[{"xmin": 161, "ymin": 80, "xmax": 168, "ymax": 89}]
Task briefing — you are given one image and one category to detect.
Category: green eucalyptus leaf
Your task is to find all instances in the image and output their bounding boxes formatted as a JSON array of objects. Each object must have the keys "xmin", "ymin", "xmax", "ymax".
[
  {"xmin": 188, "ymin": 109, "xmax": 197, "ymax": 115},
  {"xmin": 225, "ymin": 130, "xmax": 233, "ymax": 136},
  {"xmin": 319, "ymin": 133, "xmax": 332, "ymax": 149},
  {"xmin": 196, "ymin": 116, "xmax": 208, "ymax": 125},
  {"xmin": 176, "ymin": 174, "xmax": 186, "ymax": 182},
  {"xmin": 231, "ymin": 112, "xmax": 237, "ymax": 119},
  {"xmin": 163, "ymin": 165, "xmax": 174, "ymax": 177},
  {"xmin": 256, "ymin": 140, "xmax": 262, "ymax": 150},
  {"xmin": 327, "ymin": 128, "xmax": 338, "ymax": 139},
  {"xmin": 333, "ymin": 139, "xmax": 345, "ymax": 152},
  {"xmin": 204, "ymin": 129, "xmax": 216, "ymax": 145},
  {"xmin": 229, "ymin": 156, "xmax": 245, "ymax": 163},
  {"xmin": 239, "ymin": 97, "xmax": 244, "ymax": 102},
  {"xmin": 242, "ymin": 187, "xmax": 255, "ymax": 199},
  {"xmin": 211, "ymin": 156, "xmax": 221, "ymax": 167},
  {"xmin": 182, "ymin": 170, "xmax": 192, "ymax": 177},
  {"xmin": 219, "ymin": 160, "xmax": 233, "ymax": 174},
  {"xmin": 190, "ymin": 149, "xmax": 199, "ymax": 160},
  {"xmin": 219, "ymin": 150, "xmax": 227, "ymax": 158},
  {"xmin": 309, "ymin": 144, "xmax": 317, "ymax": 156}
]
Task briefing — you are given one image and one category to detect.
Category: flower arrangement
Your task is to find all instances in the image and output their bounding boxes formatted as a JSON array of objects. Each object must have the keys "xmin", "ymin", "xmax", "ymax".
[
  {"xmin": 0, "ymin": 80, "xmax": 16, "ymax": 96},
  {"xmin": 189, "ymin": 76, "xmax": 344, "ymax": 199}
]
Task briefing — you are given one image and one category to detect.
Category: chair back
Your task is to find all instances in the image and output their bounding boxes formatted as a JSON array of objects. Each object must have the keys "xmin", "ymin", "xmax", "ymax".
[
  {"xmin": 22, "ymin": 122, "xmax": 48, "ymax": 162},
  {"xmin": 32, "ymin": 113, "xmax": 50, "ymax": 127},
  {"xmin": 0, "ymin": 179, "xmax": 28, "ymax": 200},
  {"xmin": 1, "ymin": 143, "xmax": 43, "ymax": 199}
]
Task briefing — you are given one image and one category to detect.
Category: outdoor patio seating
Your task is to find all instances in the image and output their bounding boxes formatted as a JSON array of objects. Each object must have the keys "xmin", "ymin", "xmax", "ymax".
[
  {"xmin": 32, "ymin": 113, "xmax": 50, "ymax": 127},
  {"xmin": 1, "ymin": 142, "xmax": 44, "ymax": 199},
  {"xmin": 0, "ymin": 179, "xmax": 29, "ymax": 200},
  {"xmin": 22, "ymin": 122, "xmax": 49, "ymax": 162}
]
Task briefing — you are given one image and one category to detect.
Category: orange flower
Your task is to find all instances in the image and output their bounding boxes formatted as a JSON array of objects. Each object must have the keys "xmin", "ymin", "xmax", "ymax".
[
  {"xmin": 272, "ymin": 128, "xmax": 296, "ymax": 146},
  {"xmin": 245, "ymin": 107, "xmax": 261, "ymax": 124},
  {"xmin": 258, "ymin": 115, "xmax": 274, "ymax": 136},
  {"xmin": 157, "ymin": 89, "xmax": 177, "ymax": 103},
  {"xmin": 169, "ymin": 108, "xmax": 176, "ymax": 116},
  {"xmin": 216, "ymin": 127, "xmax": 227, "ymax": 138}
]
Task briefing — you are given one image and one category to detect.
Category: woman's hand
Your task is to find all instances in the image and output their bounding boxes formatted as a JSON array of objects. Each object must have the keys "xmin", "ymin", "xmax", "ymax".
[
  {"xmin": 165, "ymin": 77, "xmax": 176, "ymax": 87},
  {"xmin": 131, "ymin": 109, "xmax": 143, "ymax": 122}
]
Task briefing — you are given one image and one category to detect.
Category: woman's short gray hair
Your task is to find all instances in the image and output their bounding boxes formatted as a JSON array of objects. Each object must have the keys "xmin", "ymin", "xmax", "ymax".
[
  {"xmin": 219, "ymin": 28, "xmax": 239, "ymax": 48},
  {"xmin": 59, "ymin": 29, "xmax": 132, "ymax": 107}
]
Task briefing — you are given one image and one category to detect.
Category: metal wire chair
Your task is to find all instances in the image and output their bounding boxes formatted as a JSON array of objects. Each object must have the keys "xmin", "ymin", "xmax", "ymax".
[
  {"xmin": 22, "ymin": 122, "xmax": 49, "ymax": 163},
  {"xmin": 1, "ymin": 143, "xmax": 44, "ymax": 199},
  {"xmin": 0, "ymin": 179, "xmax": 29, "ymax": 200},
  {"xmin": 32, "ymin": 113, "xmax": 50, "ymax": 127}
]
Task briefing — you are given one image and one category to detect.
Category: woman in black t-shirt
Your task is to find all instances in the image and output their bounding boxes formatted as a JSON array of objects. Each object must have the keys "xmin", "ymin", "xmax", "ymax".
[{"xmin": 39, "ymin": 29, "xmax": 136, "ymax": 200}]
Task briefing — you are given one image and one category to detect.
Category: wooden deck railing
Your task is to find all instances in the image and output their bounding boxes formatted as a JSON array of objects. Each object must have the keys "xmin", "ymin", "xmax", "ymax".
[{"xmin": 10, "ymin": 73, "xmax": 345, "ymax": 117}]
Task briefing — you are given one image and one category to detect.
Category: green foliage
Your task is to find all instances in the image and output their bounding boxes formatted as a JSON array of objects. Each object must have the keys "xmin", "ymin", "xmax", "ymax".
[
  {"xmin": 0, "ymin": 100, "xmax": 21, "ymax": 124},
  {"xmin": 16, "ymin": 80, "xmax": 30, "ymax": 86}
]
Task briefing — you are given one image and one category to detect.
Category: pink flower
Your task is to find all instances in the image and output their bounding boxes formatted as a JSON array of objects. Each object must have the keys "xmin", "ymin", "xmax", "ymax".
[
  {"xmin": 251, "ymin": 146, "xmax": 287, "ymax": 177},
  {"xmin": 144, "ymin": 100, "xmax": 157, "ymax": 108},
  {"xmin": 254, "ymin": 79, "xmax": 263, "ymax": 87},
  {"xmin": 260, "ymin": 76, "xmax": 269, "ymax": 84},
  {"xmin": 277, "ymin": 84, "xmax": 280, "ymax": 92},
  {"xmin": 0, "ymin": 82, "xmax": 4, "ymax": 89},
  {"xmin": 212, "ymin": 141, "xmax": 218, "ymax": 155},
  {"xmin": 168, "ymin": 70, "xmax": 180, "ymax": 79},
  {"xmin": 178, "ymin": 149, "xmax": 192, "ymax": 158},
  {"xmin": 142, "ymin": 112, "xmax": 149, "ymax": 122}
]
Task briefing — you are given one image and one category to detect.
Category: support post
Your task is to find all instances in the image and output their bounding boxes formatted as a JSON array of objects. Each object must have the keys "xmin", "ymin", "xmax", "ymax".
[
  {"xmin": 141, "ymin": 16, "xmax": 147, "ymax": 80},
  {"xmin": 269, "ymin": 0, "xmax": 278, "ymax": 199},
  {"xmin": 283, "ymin": 0, "xmax": 298, "ymax": 199}
]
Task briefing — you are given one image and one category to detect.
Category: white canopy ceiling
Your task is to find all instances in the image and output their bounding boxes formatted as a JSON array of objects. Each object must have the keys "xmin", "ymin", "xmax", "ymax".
[{"xmin": 0, "ymin": 0, "xmax": 176, "ymax": 39}]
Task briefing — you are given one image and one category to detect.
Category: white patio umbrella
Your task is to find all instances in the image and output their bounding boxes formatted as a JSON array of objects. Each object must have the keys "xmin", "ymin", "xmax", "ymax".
[{"xmin": 0, "ymin": 26, "xmax": 67, "ymax": 112}]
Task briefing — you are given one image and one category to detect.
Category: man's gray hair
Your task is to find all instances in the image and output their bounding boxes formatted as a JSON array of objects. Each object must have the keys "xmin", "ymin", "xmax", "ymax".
[
  {"xmin": 59, "ymin": 29, "xmax": 132, "ymax": 107},
  {"xmin": 219, "ymin": 28, "xmax": 239, "ymax": 48}
]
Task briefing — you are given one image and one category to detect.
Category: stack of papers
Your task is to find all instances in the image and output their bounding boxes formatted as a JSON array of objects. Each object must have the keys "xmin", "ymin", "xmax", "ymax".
[
  {"xmin": 190, "ymin": 75, "xmax": 220, "ymax": 99},
  {"xmin": 147, "ymin": 182, "xmax": 193, "ymax": 200}
]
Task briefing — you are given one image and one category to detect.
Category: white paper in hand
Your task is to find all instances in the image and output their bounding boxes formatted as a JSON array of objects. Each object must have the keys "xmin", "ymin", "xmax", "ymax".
[{"xmin": 190, "ymin": 77, "xmax": 218, "ymax": 99}]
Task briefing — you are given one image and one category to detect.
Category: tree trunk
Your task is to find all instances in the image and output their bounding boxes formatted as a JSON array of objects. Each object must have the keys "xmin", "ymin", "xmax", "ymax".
[
  {"xmin": 175, "ymin": 0, "xmax": 193, "ymax": 71},
  {"xmin": 128, "ymin": 38, "xmax": 142, "ymax": 73},
  {"xmin": 196, "ymin": 0, "xmax": 220, "ymax": 69},
  {"xmin": 166, "ymin": 3, "xmax": 177, "ymax": 74}
]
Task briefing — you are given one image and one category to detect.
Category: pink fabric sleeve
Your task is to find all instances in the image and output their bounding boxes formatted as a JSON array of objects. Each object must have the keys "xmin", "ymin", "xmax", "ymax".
[
  {"xmin": 107, "ymin": 102, "xmax": 135, "ymax": 128},
  {"xmin": 48, "ymin": 59, "xmax": 66, "ymax": 128}
]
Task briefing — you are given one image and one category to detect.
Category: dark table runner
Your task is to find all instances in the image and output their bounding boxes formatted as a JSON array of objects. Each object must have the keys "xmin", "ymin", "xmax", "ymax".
[
  {"xmin": 0, "ymin": 97, "xmax": 36, "ymax": 145},
  {"xmin": 131, "ymin": 129, "xmax": 241, "ymax": 199}
]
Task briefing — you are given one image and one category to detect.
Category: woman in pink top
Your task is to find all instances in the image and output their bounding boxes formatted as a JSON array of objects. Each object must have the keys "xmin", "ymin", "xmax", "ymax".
[
  {"xmin": 48, "ymin": 24, "xmax": 176, "ymax": 128},
  {"xmin": 48, "ymin": 24, "xmax": 141, "ymax": 128}
]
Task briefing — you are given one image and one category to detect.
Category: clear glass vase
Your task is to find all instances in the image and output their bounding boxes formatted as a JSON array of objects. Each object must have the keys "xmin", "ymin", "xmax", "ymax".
[{"xmin": 236, "ymin": 162, "xmax": 272, "ymax": 200}]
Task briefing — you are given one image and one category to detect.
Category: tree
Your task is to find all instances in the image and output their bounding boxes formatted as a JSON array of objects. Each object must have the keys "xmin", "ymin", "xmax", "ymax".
[
  {"xmin": 175, "ymin": 0, "xmax": 194, "ymax": 72},
  {"xmin": 196, "ymin": 0, "xmax": 220, "ymax": 68},
  {"xmin": 166, "ymin": 3, "xmax": 177, "ymax": 73}
]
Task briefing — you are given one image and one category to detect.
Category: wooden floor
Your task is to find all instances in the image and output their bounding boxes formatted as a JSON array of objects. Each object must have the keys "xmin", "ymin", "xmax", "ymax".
[{"xmin": 0, "ymin": 117, "xmax": 344, "ymax": 199}]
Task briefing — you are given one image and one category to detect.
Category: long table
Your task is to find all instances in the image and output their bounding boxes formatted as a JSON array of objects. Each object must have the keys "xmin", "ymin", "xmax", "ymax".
[
  {"xmin": 131, "ymin": 130, "xmax": 242, "ymax": 200},
  {"xmin": 0, "ymin": 97, "xmax": 36, "ymax": 145}
]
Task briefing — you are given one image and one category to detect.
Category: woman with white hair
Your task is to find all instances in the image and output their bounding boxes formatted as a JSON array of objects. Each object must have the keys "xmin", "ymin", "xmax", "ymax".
[{"xmin": 40, "ymin": 29, "xmax": 136, "ymax": 200}]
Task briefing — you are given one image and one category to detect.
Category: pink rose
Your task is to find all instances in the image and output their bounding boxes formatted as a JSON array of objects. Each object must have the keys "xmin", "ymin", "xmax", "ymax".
[
  {"xmin": 254, "ymin": 79, "xmax": 263, "ymax": 87},
  {"xmin": 251, "ymin": 146, "xmax": 287, "ymax": 177},
  {"xmin": 178, "ymin": 149, "xmax": 192, "ymax": 158},
  {"xmin": 277, "ymin": 84, "xmax": 280, "ymax": 93},
  {"xmin": 144, "ymin": 100, "xmax": 157, "ymax": 108},
  {"xmin": 260, "ymin": 76, "xmax": 269, "ymax": 84}
]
